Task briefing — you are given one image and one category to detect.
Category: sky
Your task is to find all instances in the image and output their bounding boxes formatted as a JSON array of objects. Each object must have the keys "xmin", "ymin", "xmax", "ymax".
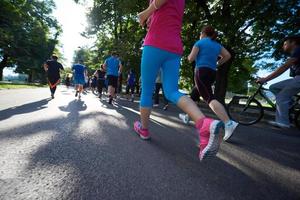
[
  {"xmin": 3, "ymin": 0, "xmax": 291, "ymax": 88},
  {"xmin": 52, "ymin": 0, "xmax": 94, "ymax": 67}
]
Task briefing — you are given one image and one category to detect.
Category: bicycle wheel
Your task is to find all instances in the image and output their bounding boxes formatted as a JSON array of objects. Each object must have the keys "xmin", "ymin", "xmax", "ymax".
[
  {"xmin": 227, "ymin": 96, "xmax": 264, "ymax": 125},
  {"xmin": 294, "ymin": 111, "xmax": 300, "ymax": 130}
]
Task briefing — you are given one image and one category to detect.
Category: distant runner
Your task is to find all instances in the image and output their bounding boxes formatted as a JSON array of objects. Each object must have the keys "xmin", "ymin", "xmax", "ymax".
[
  {"xmin": 103, "ymin": 52, "xmax": 123, "ymax": 104},
  {"xmin": 72, "ymin": 60, "xmax": 87, "ymax": 99},
  {"xmin": 44, "ymin": 55, "xmax": 64, "ymax": 99},
  {"xmin": 126, "ymin": 68, "xmax": 136, "ymax": 102}
]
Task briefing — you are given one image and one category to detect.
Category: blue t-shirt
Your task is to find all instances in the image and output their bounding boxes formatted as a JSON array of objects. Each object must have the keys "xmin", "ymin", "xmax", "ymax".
[
  {"xmin": 194, "ymin": 38, "xmax": 223, "ymax": 70},
  {"xmin": 290, "ymin": 47, "xmax": 300, "ymax": 77},
  {"xmin": 72, "ymin": 64, "xmax": 86, "ymax": 79},
  {"xmin": 105, "ymin": 56, "xmax": 121, "ymax": 76},
  {"xmin": 128, "ymin": 72, "xmax": 135, "ymax": 86}
]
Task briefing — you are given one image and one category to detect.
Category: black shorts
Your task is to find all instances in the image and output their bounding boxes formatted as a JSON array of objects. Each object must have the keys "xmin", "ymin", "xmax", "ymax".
[
  {"xmin": 194, "ymin": 67, "xmax": 216, "ymax": 104},
  {"xmin": 107, "ymin": 75, "xmax": 118, "ymax": 88},
  {"xmin": 126, "ymin": 84, "xmax": 135, "ymax": 94}
]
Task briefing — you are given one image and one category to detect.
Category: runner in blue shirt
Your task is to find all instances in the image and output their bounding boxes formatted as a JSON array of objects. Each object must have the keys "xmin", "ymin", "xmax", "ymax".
[
  {"xmin": 126, "ymin": 68, "xmax": 136, "ymax": 102},
  {"xmin": 188, "ymin": 25, "xmax": 238, "ymax": 141},
  {"xmin": 103, "ymin": 52, "xmax": 123, "ymax": 104},
  {"xmin": 72, "ymin": 60, "xmax": 87, "ymax": 99}
]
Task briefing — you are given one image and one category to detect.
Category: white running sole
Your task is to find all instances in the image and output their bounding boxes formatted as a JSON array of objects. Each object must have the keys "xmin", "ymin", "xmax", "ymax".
[
  {"xmin": 223, "ymin": 121, "xmax": 239, "ymax": 141},
  {"xmin": 200, "ymin": 120, "xmax": 223, "ymax": 161}
]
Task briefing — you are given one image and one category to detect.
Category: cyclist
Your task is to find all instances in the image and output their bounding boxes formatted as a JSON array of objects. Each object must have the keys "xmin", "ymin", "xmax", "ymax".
[{"xmin": 257, "ymin": 36, "xmax": 300, "ymax": 128}]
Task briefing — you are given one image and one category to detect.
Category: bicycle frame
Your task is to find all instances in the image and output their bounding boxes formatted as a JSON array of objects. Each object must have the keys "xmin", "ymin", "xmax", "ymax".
[{"xmin": 243, "ymin": 84, "xmax": 276, "ymax": 112}]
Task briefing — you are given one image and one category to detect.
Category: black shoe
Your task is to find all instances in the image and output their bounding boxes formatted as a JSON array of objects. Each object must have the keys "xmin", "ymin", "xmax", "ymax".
[
  {"xmin": 163, "ymin": 104, "xmax": 168, "ymax": 111},
  {"xmin": 51, "ymin": 94, "xmax": 54, "ymax": 99},
  {"xmin": 108, "ymin": 97, "xmax": 113, "ymax": 104},
  {"xmin": 75, "ymin": 91, "xmax": 78, "ymax": 97}
]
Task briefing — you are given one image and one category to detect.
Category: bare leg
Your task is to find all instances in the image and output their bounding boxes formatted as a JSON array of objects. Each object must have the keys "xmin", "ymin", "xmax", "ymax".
[
  {"xmin": 209, "ymin": 100, "xmax": 230, "ymax": 123},
  {"xmin": 108, "ymin": 86, "xmax": 114, "ymax": 97},
  {"xmin": 177, "ymin": 96, "xmax": 205, "ymax": 123},
  {"xmin": 140, "ymin": 108, "xmax": 151, "ymax": 129}
]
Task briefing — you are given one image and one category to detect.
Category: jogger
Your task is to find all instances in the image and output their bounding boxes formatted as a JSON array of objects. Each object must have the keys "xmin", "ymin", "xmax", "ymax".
[
  {"xmin": 103, "ymin": 52, "xmax": 123, "ymax": 104},
  {"xmin": 187, "ymin": 25, "xmax": 238, "ymax": 141},
  {"xmin": 72, "ymin": 60, "xmax": 87, "ymax": 99},
  {"xmin": 135, "ymin": 0, "xmax": 225, "ymax": 161},
  {"xmin": 44, "ymin": 55, "xmax": 64, "ymax": 99}
]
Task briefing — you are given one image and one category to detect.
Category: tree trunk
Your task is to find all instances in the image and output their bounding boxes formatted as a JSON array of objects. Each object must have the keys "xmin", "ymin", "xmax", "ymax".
[
  {"xmin": 0, "ymin": 55, "xmax": 8, "ymax": 81},
  {"xmin": 215, "ymin": 50, "xmax": 235, "ymax": 105}
]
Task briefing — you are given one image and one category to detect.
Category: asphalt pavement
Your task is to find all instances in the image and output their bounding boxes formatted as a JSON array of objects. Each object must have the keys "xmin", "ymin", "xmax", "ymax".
[{"xmin": 0, "ymin": 86, "xmax": 299, "ymax": 200}]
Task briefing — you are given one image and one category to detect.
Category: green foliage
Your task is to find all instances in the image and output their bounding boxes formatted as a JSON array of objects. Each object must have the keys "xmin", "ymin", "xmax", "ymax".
[
  {"xmin": 76, "ymin": 0, "xmax": 299, "ymax": 96},
  {"xmin": 0, "ymin": 0, "xmax": 61, "ymax": 81}
]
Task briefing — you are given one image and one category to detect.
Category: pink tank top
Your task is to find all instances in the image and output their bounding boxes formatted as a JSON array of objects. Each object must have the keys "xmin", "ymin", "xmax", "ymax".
[{"xmin": 144, "ymin": 0, "xmax": 185, "ymax": 55}]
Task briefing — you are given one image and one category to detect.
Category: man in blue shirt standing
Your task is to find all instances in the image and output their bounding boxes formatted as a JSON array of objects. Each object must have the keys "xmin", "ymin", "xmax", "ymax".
[
  {"xmin": 257, "ymin": 36, "xmax": 300, "ymax": 128},
  {"xmin": 103, "ymin": 52, "xmax": 123, "ymax": 104},
  {"xmin": 72, "ymin": 59, "xmax": 87, "ymax": 99}
]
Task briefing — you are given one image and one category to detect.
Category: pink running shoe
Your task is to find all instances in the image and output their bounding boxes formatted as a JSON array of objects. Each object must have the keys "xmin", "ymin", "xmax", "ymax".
[
  {"xmin": 198, "ymin": 118, "xmax": 224, "ymax": 161},
  {"xmin": 134, "ymin": 121, "xmax": 151, "ymax": 140}
]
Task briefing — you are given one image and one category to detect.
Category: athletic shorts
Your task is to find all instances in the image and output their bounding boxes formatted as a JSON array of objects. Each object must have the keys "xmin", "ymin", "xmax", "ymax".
[
  {"xmin": 107, "ymin": 75, "xmax": 118, "ymax": 88},
  {"xmin": 194, "ymin": 67, "xmax": 216, "ymax": 104},
  {"xmin": 74, "ymin": 77, "xmax": 85, "ymax": 85},
  {"xmin": 126, "ymin": 84, "xmax": 135, "ymax": 94}
]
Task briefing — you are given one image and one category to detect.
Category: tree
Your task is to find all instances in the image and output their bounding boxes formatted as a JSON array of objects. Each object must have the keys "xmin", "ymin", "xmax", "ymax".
[
  {"xmin": 79, "ymin": 0, "xmax": 299, "ymax": 103},
  {"xmin": 181, "ymin": 0, "xmax": 300, "ymax": 103},
  {"xmin": 0, "ymin": 0, "xmax": 61, "ymax": 81}
]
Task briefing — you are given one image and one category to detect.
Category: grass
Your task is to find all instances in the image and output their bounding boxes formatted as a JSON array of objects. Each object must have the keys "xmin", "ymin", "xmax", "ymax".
[{"xmin": 0, "ymin": 82, "xmax": 47, "ymax": 89}]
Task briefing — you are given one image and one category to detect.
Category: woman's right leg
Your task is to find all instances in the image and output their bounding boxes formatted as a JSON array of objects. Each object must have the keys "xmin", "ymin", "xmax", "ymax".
[
  {"xmin": 194, "ymin": 68, "xmax": 230, "ymax": 123},
  {"xmin": 194, "ymin": 68, "xmax": 238, "ymax": 141}
]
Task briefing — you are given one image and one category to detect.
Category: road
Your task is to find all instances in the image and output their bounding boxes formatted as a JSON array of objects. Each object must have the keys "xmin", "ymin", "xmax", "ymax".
[{"xmin": 0, "ymin": 86, "xmax": 299, "ymax": 200}]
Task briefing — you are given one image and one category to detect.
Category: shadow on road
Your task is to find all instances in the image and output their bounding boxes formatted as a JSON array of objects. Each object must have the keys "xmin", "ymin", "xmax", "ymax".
[
  {"xmin": 0, "ymin": 97, "xmax": 299, "ymax": 199},
  {"xmin": 0, "ymin": 98, "xmax": 51, "ymax": 121}
]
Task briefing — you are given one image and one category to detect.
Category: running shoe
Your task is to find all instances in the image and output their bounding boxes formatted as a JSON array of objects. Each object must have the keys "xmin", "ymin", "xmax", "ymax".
[
  {"xmin": 51, "ymin": 94, "xmax": 54, "ymax": 99},
  {"xmin": 134, "ymin": 121, "xmax": 150, "ymax": 140},
  {"xmin": 75, "ymin": 91, "xmax": 78, "ymax": 97},
  {"xmin": 108, "ymin": 96, "xmax": 113, "ymax": 104},
  {"xmin": 179, "ymin": 113, "xmax": 190, "ymax": 124},
  {"xmin": 153, "ymin": 104, "xmax": 159, "ymax": 107},
  {"xmin": 223, "ymin": 120, "xmax": 239, "ymax": 141},
  {"xmin": 131, "ymin": 95, "xmax": 135, "ymax": 102},
  {"xmin": 163, "ymin": 104, "xmax": 168, "ymax": 111},
  {"xmin": 198, "ymin": 118, "xmax": 224, "ymax": 161}
]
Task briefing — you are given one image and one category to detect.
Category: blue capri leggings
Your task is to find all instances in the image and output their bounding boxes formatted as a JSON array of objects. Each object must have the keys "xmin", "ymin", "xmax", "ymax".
[{"xmin": 140, "ymin": 46, "xmax": 185, "ymax": 108}]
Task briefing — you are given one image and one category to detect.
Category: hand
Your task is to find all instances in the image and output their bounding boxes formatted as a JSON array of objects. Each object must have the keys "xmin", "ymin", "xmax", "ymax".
[
  {"xmin": 256, "ymin": 77, "xmax": 268, "ymax": 84},
  {"xmin": 146, "ymin": 17, "xmax": 152, "ymax": 31},
  {"xmin": 138, "ymin": 10, "xmax": 149, "ymax": 27}
]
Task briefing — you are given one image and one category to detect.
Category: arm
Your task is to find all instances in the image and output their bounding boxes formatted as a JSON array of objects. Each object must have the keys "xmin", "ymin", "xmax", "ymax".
[
  {"xmin": 118, "ymin": 63, "xmax": 123, "ymax": 74},
  {"xmin": 138, "ymin": 0, "xmax": 168, "ymax": 27},
  {"xmin": 103, "ymin": 63, "xmax": 107, "ymax": 71},
  {"xmin": 60, "ymin": 63, "xmax": 64, "ymax": 71},
  {"xmin": 43, "ymin": 63, "xmax": 48, "ymax": 72},
  {"xmin": 188, "ymin": 46, "xmax": 199, "ymax": 63},
  {"xmin": 126, "ymin": 74, "xmax": 130, "ymax": 82},
  {"xmin": 84, "ymin": 68, "xmax": 88, "ymax": 77},
  {"xmin": 257, "ymin": 58, "xmax": 297, "ymax": 83},
  {"xmin": 217, "ymin": 47, "xmax": 231, "ymax": 67}
]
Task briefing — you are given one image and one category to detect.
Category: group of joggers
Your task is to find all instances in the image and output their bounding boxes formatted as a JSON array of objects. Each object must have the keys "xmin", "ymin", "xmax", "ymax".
[{"xmin": 44, "ymin": 0, "xmax": 300, "ymax": 161}]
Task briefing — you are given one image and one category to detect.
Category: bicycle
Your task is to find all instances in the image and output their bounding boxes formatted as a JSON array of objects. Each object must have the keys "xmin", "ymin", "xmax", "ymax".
[{"xmin": 227, "ymin": 83, "xmax": 300, "ymax": 129}]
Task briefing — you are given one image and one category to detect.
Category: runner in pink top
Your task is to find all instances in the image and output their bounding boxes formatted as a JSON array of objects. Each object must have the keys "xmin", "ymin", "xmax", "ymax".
[{"xmin": 133, "ymin": 0, "xmax": 225, "ymax": 161}]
